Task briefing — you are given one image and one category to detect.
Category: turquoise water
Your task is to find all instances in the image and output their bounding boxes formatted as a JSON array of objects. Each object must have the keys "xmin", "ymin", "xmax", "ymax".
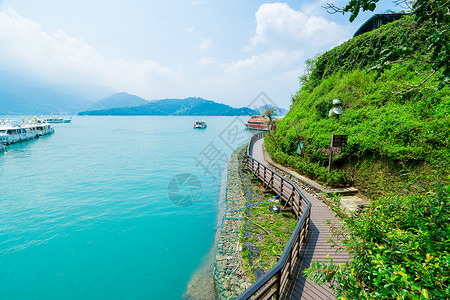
[{"xmin": 0, "ymin": 116, "xmax": 254, "ymax": 299}]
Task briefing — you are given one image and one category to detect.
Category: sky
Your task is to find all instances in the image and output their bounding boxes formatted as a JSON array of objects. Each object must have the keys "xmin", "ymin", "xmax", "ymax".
[{"xmin": 0, "ymin": 0, "xmax": 398, "ymax": 108}]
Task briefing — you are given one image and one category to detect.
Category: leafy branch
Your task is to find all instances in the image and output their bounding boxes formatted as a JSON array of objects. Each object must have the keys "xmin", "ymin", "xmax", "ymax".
[{"xmin": 324, "ymin": 0, "xmax": 450, "ymax": 90}]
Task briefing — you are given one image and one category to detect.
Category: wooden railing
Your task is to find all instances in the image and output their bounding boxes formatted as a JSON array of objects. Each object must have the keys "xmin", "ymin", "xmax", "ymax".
[{"xmin": 237, "ymin": 132, "xmax": 311, "ymax": 300}]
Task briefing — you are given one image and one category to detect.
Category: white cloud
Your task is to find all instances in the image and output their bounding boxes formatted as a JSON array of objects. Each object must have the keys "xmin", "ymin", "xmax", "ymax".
[
  {"xmin": 0, "ymin": 8, "xmax": 181, "ymax": 98},
  {"xmin": 194, "ymin": 49, "xmax": 304, "ymax": 107},
  {"xmin": 223, "ymin": 49, "xmax": 303, "ymax": 74},
  {"xmin": 246, "ymin": 2, "xmax": 348, "ymax": 51},
  {"xmin": 0, "ymin": 4, "xmax": 353, "ymax": 109},
  {"xmin": 198, "ymin": 38, "xmax": 212, "ymax": 51},
  {"xmin": 198, "ymin": 57, "xmax": 217, "ymax": 66}
]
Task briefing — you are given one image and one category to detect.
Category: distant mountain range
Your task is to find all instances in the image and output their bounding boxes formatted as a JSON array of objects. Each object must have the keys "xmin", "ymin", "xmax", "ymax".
[
  {"xmin": 88, "ymin": 92, "xmax": 149, "ymax": 110},
  {"xmin": 79, "ymin": 95, "xmax": 258, "ymax": 116},
  {"xmin": 0, "ymin": 70, "xmax": 284, "ymax": 117},
  {"xmin": 0, "ymin": 70, "xmax": 112, "ymax": 114}
]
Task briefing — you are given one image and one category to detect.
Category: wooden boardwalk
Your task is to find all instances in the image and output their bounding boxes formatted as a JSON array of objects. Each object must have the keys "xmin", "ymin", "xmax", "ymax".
[{"xmin": 252, "ymin": 138, "xmax": 350, "ymax": 300}]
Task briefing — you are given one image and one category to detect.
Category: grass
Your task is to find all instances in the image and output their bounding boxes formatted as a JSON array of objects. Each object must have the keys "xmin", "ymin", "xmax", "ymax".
[{"xmin": 238, "ymin": 159, "xmax": 297, "ymax": 283}]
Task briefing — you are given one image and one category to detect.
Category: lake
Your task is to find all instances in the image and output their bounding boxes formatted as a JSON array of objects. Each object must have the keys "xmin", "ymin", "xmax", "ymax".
[{"xmin": 0, "ymin": 116, "xmax": 254, "ymax": 299}]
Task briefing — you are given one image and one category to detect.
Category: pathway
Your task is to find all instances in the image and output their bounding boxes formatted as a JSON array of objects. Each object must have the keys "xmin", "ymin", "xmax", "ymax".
[{"xmin": 251, "ymin": 137, "xmax": 350, "ymax": 300}]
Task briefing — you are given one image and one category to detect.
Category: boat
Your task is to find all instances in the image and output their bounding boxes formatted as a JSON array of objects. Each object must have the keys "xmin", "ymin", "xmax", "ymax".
[
  {"xmin": 245, "ymin": 115, "xmax": 268, "ymax": 130},
  {"xmin": 0, "ymin": 118, "xmax": 54, "ymax": 145},
  {"xmin": 193, "ymin": 120, "xmax": 207, "ymax": 129},
  {"xmin": 0, "ymin": 119, "xmax": 36, "ymax": 144},
  {"xmin": 24, "ymin": 119, "xmax": 55, "ymax": 136},
  {"xmin": 45, "ymin": 116, "xmax": 71, "ymax": 123},
  {"xmin": 44, "ymin": 117, "xmax": 64, "ymax": 123}
]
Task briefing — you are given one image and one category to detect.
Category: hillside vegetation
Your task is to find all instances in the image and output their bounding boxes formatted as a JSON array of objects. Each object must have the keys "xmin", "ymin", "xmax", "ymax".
[
  {"xmin": 269, "ymin": 14, "xmax": 450, "ymax": 299},
  {"xmin": 266, "ymin": 15, "xmax": 449, "ymax": 199}
]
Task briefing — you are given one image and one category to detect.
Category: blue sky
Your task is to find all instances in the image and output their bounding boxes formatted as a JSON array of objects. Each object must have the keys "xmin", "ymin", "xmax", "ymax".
[{"xmin": 0, "ymin": 0, "xmax": 398, "ymax": 108}]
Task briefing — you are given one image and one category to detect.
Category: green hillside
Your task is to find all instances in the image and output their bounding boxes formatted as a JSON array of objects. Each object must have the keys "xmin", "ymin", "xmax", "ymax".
[
  {"xmin": 266, "ymin": 15, "xmax": 450, "ymax": 199},
  {"xmin": 274, "ymin": 13, "xmax": 450, "ymax": 299}
]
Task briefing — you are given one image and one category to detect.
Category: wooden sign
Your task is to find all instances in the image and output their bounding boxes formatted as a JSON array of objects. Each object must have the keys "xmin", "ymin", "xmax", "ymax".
[
  {"xmin": 332, "ymin": 134, "xmax": 348, "ymax": 147},
  {"xmin": 322, "ymin": 133, "xmax": 347, "ymax": 173},
  {"xmin": 330, "ymin": 147, "xmax": 342, "ymax": 154},
  {"xmin": 321, "ymin": 148, "xmax": 331, "ymax": 155}
]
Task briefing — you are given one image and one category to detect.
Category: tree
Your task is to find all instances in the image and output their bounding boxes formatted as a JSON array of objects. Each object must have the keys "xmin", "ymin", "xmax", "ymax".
[
  {"xmin": 262, "ymin": 107, "xmax": 276, "ymax": 131},
  {"xmin": 323, "ymin": 0, "xmax": 450, "ymax": 90},
  {"xmin": 299, "ymin": 55, "xmax": 320, "ymax": 87}
]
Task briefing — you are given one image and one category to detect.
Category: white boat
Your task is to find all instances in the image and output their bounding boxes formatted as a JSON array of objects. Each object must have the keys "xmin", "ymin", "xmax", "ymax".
[
  {"xmin": 0, "ymin": 118, "xmax": 54, "ymax": 145},
  {"xmin": 0, "ymin": 120, "xmax": 33, "ymax": 144},
  {"xmin": 45, "ymin": 117, "xmax": 65, "ymax": 123},
  {"xmin": 193, "ymin": 120, "xmax": 207, "ymax": 129},
  {"xmin": 45, "ymin": 116, "xmax": 71, "ymax": 123},
  {"xmin": 24, "ymin": 119, "xmax": 54, "ymax": 136}
]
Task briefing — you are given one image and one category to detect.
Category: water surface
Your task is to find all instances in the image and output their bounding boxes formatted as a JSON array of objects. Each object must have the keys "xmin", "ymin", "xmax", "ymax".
[{"xmin": 0, "ymin": 116, "xmax": 253, "ymax": 299}]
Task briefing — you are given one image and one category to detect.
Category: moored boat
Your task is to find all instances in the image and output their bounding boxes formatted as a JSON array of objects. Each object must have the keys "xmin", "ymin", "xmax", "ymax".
[
  {"xmin": 245, "ymin": 115, "xmax": 268, "ymax": 130},
  {"xmin": 0, "ymin": 120, "xmax": 34, "ymax": 144},
  {"xmin": 194, "ymin": 120, "xmax": 207, "ymax": 129},
  {"xmin": 24, "ymin": 119, "xmax": 55, "ymax": 136},
  {"xmin": 0, "ymin": 118, "xmax": 54, "ymax": 145}
]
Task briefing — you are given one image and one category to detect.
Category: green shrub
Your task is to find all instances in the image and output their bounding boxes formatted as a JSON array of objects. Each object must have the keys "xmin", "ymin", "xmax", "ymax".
[
  {"xmin": 265, "ymin": 135, "xmax": 352, "ymax": 186},
  {"xmin": 306, "ymin": 184, "xmax": 450, "ymax": 299}
]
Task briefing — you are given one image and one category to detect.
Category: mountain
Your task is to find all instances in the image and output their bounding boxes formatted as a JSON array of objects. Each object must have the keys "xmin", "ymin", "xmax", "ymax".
[
  {"xmin": 88, "ymin": 92, "xmax": 148, "ymax": 110},
  {"xmin": 0, "ymin": 70, "xmax": 101, "ymax": 114},
  {"xmin": 257, "ymin": 104, "xmax": 288, "ymax": 116},
  {"xmin": 78, "ymin": 97, "xmax": 258, "ymax": 116}
]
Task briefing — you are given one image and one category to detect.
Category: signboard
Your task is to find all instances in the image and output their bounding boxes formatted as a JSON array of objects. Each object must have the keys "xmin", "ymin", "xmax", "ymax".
[
  {"xmin": 332, "ymin": 134, "xmax": 348, "ymax": 147},
  {"xmin": 322, "ymin": 133, "xmax": 348, "ymax": 173}
]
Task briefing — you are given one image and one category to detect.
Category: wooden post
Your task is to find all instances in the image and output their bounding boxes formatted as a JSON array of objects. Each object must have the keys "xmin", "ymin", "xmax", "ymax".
[
  {"xmin": 328, "ymin": 133, "xmax": 334, "ymax": 173},
  {"xmin": 280, "ymin": 177, "xmax": 284, "ymax": 197},
  {"xmin": 288, "ymin": 246, "xmax": 293, "ymax": 279},
  {"xmin": 275, "ymin": 272, "xmax": 281, "ymax": 300}
]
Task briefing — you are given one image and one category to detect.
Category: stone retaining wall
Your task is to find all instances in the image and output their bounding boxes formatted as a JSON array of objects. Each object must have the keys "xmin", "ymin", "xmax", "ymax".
[{"xmin": 213, "ymin": 145, "xmax": 250, "ymax": 299}]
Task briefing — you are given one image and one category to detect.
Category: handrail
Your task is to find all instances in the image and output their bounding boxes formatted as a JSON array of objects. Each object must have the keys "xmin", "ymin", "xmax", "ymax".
[{"xmin": 237, "ymin": 132, "xmax": 311, "ymax": 300}]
